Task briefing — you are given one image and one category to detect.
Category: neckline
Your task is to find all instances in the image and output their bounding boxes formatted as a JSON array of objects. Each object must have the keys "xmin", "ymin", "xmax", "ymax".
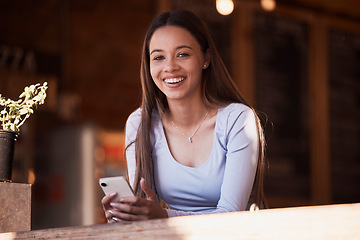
[{"xmin": 159, "ymin": 108, "xmax": 220, "ymax": 170}]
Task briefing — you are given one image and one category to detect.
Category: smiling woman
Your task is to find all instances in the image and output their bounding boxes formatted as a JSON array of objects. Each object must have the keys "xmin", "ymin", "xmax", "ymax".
[{"xmin": 101, "ymin": 10, "xmax": 267, "ymax": 222}]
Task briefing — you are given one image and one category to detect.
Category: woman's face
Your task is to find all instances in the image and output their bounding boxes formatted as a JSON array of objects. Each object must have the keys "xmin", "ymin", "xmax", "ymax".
[{"xmin": 149, "ymin": 25, "xmax": 209, "ymax": 103}]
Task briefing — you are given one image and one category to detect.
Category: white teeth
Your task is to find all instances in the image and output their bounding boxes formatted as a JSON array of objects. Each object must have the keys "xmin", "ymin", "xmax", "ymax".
[{"xmin": 164, "ymin": 77, "xmax": 184, "ymax": 84}]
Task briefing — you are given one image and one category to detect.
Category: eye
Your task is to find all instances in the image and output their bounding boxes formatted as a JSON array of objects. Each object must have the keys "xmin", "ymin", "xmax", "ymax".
[
  {"xmin": 177, "ymin": 52, "xmax": 189, "ymax": 58},
  {"xmin": 152, "ymin": 55, "xmax": 165, "ymax": 61}
]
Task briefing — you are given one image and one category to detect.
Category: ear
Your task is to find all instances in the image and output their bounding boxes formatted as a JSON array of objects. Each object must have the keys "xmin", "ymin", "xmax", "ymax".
[{"xmin": 203, "ymin": 48, "xmax": 211, "ymax": 69}]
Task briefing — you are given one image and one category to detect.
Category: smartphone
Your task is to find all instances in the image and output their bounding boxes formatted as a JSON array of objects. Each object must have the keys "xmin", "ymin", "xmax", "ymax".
[{"xmin": 99, "ymin": 176, "xmax": 134, "ymax": 202}]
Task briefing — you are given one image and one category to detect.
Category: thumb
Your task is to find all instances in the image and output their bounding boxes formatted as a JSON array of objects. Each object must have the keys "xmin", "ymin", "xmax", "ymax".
[{"xmin": 140, "ymin": 178, "xmax": 157, "ymax": 200}]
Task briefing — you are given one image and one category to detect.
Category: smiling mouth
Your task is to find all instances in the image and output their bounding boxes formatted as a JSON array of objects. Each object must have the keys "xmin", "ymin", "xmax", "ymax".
[{"xmin": 164, "ymin": 77, "xmax": 185, "ymax": 84}]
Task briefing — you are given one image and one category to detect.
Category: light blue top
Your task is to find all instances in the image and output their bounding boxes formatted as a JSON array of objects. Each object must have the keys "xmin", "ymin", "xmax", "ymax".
[{"xmin": 125, "ymin": 103, "xmax": 259, "ymax": 217}]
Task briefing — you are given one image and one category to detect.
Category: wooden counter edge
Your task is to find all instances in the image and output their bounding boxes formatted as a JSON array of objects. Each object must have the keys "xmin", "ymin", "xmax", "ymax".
[{"xmin": 1, "ymin": 203, "xmax": 360, "ymax": 240}]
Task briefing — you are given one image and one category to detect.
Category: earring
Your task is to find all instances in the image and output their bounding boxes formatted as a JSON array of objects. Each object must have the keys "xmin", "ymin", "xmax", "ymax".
[{"xmin": 203, "ymin": 64, "xmax": 207, "ymax": 68}]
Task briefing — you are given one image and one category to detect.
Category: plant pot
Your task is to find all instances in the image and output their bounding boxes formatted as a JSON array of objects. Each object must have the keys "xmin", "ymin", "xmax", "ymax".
[{"xmin": 0, "ymin": 130, "xmax": 18, "ymax": 181}]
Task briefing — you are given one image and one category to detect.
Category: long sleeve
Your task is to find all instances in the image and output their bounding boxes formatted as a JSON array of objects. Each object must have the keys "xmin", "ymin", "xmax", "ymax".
[
  {"xmin": 217, "ymin": 105, "xmax": 259, "ymax": 212},
  {"xmin": 125, "ymin": 108, "xmax": 142, "ymax": 188}
]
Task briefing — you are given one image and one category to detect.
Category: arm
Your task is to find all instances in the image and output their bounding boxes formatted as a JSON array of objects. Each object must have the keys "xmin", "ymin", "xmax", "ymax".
[
  {"xmin": 106, "ymin": 109, "xmax": 168, "ymax": 221},
  {"xmin": 124, "ymin": 109, "xmax": 141, "ymax": 188}
]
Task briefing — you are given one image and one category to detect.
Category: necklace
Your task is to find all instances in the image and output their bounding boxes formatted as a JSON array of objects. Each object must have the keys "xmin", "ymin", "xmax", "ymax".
[{"xmin": 170, "ymin": 111, "xmax": 209, "ymax": 143}]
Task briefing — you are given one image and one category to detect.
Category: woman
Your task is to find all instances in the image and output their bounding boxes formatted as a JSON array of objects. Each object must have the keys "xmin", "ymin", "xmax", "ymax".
[{"xmin": 102, "ymin": 10, "xmax": 266, "ymax": 222}]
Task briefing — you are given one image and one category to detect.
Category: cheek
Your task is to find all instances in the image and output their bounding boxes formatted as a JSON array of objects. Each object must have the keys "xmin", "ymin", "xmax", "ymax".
[
  {"xmin": 189, "ymin": 62, "xmax": 203, "ymax": 78},
  {"xmin": 150, "ymin": 66, "xmax": 163, "ymax": 91},
  {"xmin": 150, "ymin": 64, "xmax": 160, "ymax": 81}
]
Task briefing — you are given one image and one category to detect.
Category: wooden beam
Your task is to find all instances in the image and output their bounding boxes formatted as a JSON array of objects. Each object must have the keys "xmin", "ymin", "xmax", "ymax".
[
  {"xmin": 231, "ymin": 1, "xmax": 256, "ymax": 106},
  {"xmin": 157, "ymin": 0, "xmax": 171, "ymax": 13},
  {"xmin": 309, "ymin": 16, "xmax": 331, "ymax": 205},
  {"xmin": 2, "ymin": 203, "xmax": 359, "ymax": 239}
]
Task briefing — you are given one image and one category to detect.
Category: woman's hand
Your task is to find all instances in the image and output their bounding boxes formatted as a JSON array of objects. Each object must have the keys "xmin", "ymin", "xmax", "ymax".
[
  {"xmin": 101, "ymin": 191, "xmax": 121, "ymax": 223},
  {"xmin": 103, "ymin": 178, "xmax": 168, "ymax": 222}
]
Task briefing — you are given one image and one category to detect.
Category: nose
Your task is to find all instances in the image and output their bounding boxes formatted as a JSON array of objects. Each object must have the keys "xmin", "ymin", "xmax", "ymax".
[{"xmin": 164, "ymin": 59, "xmax": 179, "ymax": 72}]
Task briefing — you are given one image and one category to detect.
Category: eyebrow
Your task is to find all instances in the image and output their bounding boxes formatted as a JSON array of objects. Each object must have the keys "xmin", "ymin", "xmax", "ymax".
[{"xmin": 150, "ymin": 45, "xmax": 192, "ymax": 55}]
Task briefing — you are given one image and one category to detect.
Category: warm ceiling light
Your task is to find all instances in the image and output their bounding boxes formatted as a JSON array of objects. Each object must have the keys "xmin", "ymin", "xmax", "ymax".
[
  {"xmin": 261, "ymin": 0, "xmax": 276, "ymax": 11},
  {"xmin": 216, "ymin": 0, "xmax": 234, "ymax": 16}
]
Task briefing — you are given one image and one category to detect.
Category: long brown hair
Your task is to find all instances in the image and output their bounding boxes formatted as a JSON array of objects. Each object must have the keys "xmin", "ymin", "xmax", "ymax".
[{"xmin": 130, "ymin": 10, "xmax": 266, "ymax": 208}]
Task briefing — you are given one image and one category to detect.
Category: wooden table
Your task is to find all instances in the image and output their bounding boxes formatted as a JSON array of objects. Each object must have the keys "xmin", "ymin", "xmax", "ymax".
[{"xmin": 1, "ymin": 203, "xmax": 359, "ymax": 239}]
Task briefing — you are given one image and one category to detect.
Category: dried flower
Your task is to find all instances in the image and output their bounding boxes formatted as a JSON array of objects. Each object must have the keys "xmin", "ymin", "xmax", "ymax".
[{"xmin": 0, "ymin": 82, "xmax": 48, "ymax": 132}]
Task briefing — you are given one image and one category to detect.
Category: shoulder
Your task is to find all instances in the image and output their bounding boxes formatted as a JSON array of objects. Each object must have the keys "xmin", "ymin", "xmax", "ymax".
[
  {"xmin": 127, "ymin": 108, "xmax": 142, "ymax": 123},
  {"xmin": 218, "ymin": 103, "xmax": 255, "ymax": 122},
  {"xmin": 126, "ymin": 108, "xmax": 142, "ymax": 129},
  {"xmin": 216, "ymin": 103, "xmax": 257, "ymax": 138},
  {"xmin": 126, "ymin": 108, "xmax": 161, "ymax": 125},
  {"xmin": 125, "ymin": 108, "xmax": 161, "ymax": 141},
  {"xmin": 217, "ymin": 103, "xmax": 258, "ymax": 146},
  {"xmin": 125, "ymin": 108, "xmax": 142, "ymax": 141}
]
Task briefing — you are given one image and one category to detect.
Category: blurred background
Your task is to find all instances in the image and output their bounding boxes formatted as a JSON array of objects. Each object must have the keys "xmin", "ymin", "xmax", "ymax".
[{"xmin": 1, "ymin": 0, "xmax": 359, "ymax": 230}]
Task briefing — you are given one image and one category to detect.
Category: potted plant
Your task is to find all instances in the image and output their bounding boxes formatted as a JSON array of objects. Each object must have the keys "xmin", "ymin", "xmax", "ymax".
[{"xmin": 0, "ymin": 82, "xmax": 48, "ymax": 181}]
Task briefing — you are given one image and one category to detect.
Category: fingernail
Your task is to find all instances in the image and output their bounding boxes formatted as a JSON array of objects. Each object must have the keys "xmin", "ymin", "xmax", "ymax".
[
  {"xmin": 110, "ymin": 192, "xmax": 117, "ymax": 196},
  {"xmin": 108, "ymin": 210, "xmax": 115, "ymax": 215},
  {"xmin": 110, "ymin": 203, "xmax": 116, "ymax": 207}
]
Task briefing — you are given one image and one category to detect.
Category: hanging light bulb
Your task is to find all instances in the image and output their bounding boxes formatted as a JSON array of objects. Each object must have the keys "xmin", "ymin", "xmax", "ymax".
[
  {"xmin": 261, "ymin": 0, "xmax": 276, "ymax": 11},
  {"xmin": 216, "ymin": 0, "xmax": 234, "ymax": 16}
]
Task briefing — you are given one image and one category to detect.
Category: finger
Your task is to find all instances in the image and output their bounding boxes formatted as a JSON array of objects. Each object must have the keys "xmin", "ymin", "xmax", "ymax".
[
  {"xmin": 107, "ymin": 216, "xmax": 121, "ymax": 224},
  {"xmin": 109, "ymin": 207, "xmax": 146, "ymax": 221},
  {"xmin": 110, "ymin": 202, "xmax": 147, "ymax": 216},
  {"xmin": 111, "ymin": 216, "xmax": 121, "ymax": 223},
  {"xmin": 107, "ymin": 209, "xmax": 124, "ymax": 223},
  {"xmin": 114, "ymin": 210, "xmax": 147, "ymax": 221},
  {"xmin": 101, "ymin": 192, "xmax": 117, "ymax": 209},
  {"xmin": 140, "ymin": 178, "xmax": 157, "ymax": 200},
  {"xmin": 107, "ymin": 217, "xmax": 115, "ymax": 224},
  {"xmin": 115, "ymin": 195, "xmax": 146, "ymax": 206},
  {"xmin": 106, "ymin": 210, "xmax": 114, "ymax": 223},
  {"xmin": 105, "ymin": 209, "xmax": 117, "ymax": 220}
]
